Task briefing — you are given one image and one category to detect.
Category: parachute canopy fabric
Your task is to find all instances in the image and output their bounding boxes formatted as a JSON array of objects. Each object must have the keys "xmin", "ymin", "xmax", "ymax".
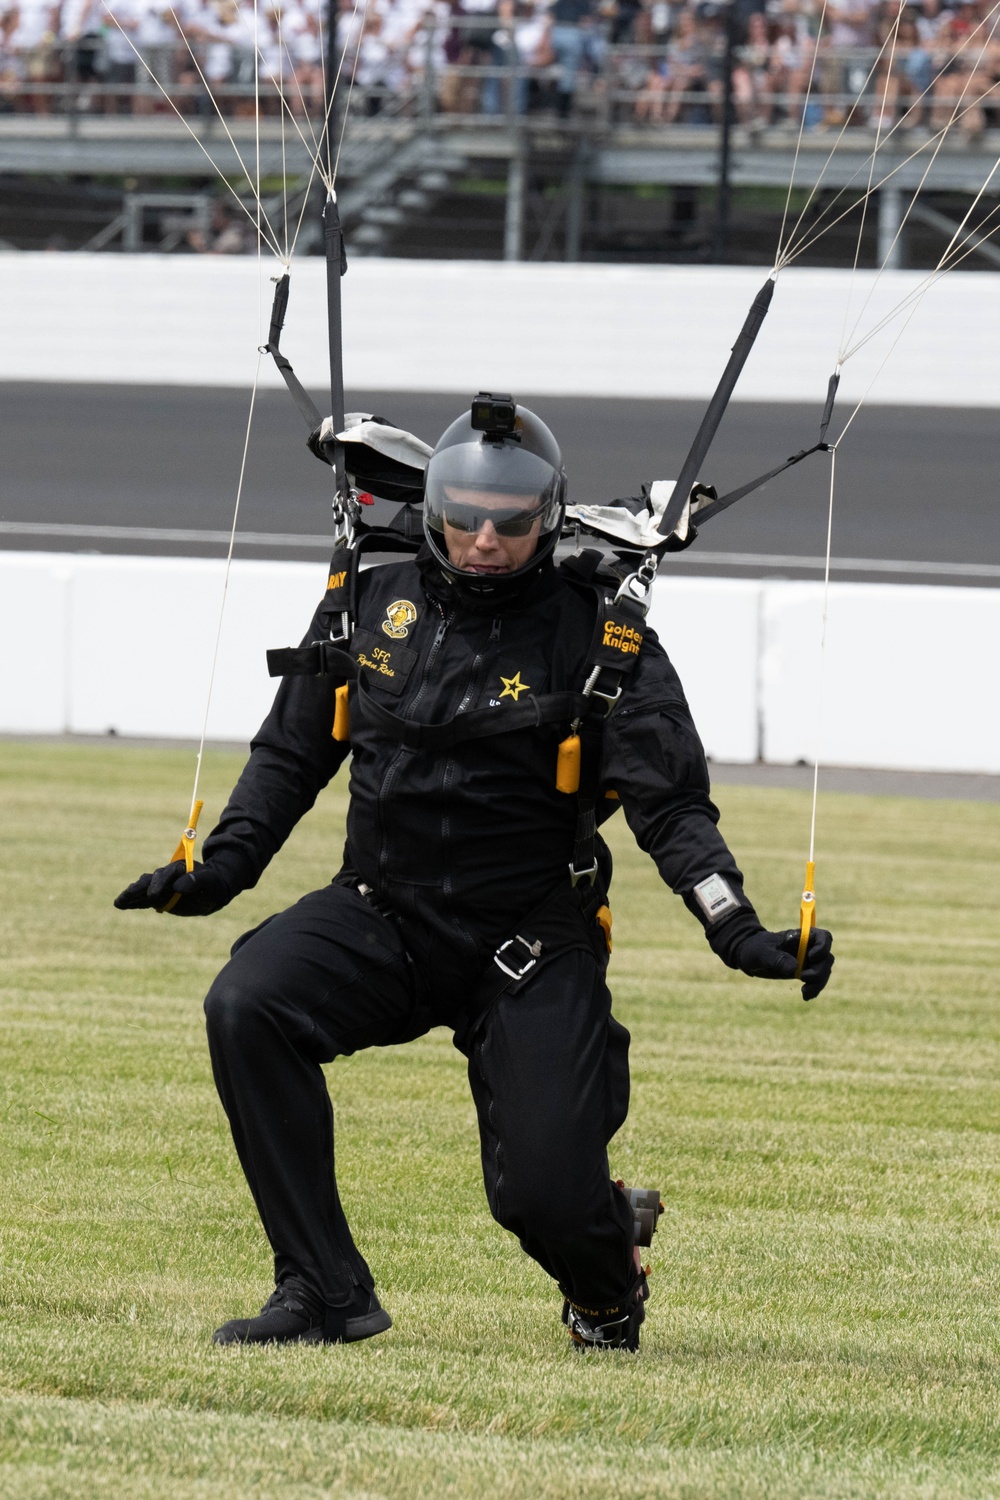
[
  {"xmin": 566, "ymin": 481, "xmax": 715, "ymax": 551},
  {"xmin": 312, "ymin": 413, "xmax": 434, "ymax": 505}
]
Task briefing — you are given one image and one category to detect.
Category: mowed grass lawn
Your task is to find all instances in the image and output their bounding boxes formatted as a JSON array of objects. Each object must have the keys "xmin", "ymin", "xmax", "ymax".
[{"xmin": 1, "ymin": 740, "xmax": 999, "ymax": 1499}]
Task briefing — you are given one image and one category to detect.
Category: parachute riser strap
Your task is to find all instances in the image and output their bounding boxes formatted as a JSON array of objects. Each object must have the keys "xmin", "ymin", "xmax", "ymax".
[
  {"xmin": 261, "ymin": 273, "xmax": 324, "ymax": 431},
  {"xmin": 324, "ymin": 193, "xmax": 349, "ymax": 504},
  {"xmin": 655, "ymin": 276, "xmax": 776, "ymax": 542},
  {"xmin": 675, "ymin": 371, "xmax": 842, "ymax": 532}
]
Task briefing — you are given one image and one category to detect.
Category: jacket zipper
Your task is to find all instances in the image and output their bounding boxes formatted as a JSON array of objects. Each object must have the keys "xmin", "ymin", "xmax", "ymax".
[{"xmin": 377, "ymin": 599, "xmax": 452, "ymax": 890}]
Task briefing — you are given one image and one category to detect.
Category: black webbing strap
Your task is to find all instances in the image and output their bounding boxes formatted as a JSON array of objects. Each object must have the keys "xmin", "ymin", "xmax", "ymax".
[
  {"xmin": 570, "ymin": 712, "xmax": 605, "ymax": 882},
  {"xmin": 565, "ymin": 586, "xmax": 646, "ymax": 883},
  {"xmin": 263, "ymin": 273, "xmax": 324, "ymax": 431},
  {"xmin": 689, "ymin": 369, "xmax": 841, "ymax": 531},
  {"xmin": 266, "ymin": 642, "xmax": 356, "ymax": 679},
  {"xmin": 468, "ymin": 880, "xmax": 606, "ymax": 1032},
  {"xmin": 355, "ymin": 678, "xmax": 589, "ymax": 751},
  {"xmin": 692, "ymin": 442, "xmax": 828, "ymax": 526}
]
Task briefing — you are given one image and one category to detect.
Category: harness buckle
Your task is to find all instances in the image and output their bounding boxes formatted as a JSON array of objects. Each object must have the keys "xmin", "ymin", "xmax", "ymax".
[
  {"xmin": 568, "ymin": 859, "xmax": 599, "ymax": 888},
  {"xmin": 494, "ymin": 933, "xmax": 543, "ymax": 981},
  {"xmin": 613, "ymin": 550, "xmax": 658, "ymax": 617},
  {"xmin": 581, "ymin": 665, "xmax": 623, "ymax": 716},
  {"xmin": 328, "ymin": 613, "xmax": 351, "ymax": 646}
]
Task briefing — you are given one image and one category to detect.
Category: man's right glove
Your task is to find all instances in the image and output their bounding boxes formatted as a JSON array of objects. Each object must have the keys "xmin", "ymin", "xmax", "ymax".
[{"xmin": 114, "ymin": 860, "xmax": 230, "ymax": 917}]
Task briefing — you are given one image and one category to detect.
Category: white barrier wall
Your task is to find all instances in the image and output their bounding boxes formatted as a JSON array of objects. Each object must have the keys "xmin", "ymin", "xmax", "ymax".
[
  {"xmin": 5, "ymin": 254, "xmax": 1000, "ymax": 408},
  {"xmin": 3, "ymin": 551, "xmax": 998, "ymax": 773}
]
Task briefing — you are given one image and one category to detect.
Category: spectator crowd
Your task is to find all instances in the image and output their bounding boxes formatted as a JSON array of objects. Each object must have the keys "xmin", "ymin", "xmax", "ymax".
[{"xmin": 2, "ymin": 0, "xmax": 998, "ymax": 136}]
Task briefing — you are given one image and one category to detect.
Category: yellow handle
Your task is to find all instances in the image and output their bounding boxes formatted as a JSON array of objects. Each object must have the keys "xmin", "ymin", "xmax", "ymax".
[
  {"xmin": 161, "ymin": 799, "xmax": 204, "ymax": 913},
  {"xmin": 596, "ymin": 904, "xmax": 612, "ymax": 954},
  {"xmin": 795, "ymin": 859, "xmax": 816, "ymax": 978},
  {"xmin": 332, "ymin": 683, "xmax": 350, "ymax": 742},
  {"xmin": 556, "ymin": 733, "xmax": 581, "ymax": 794}
]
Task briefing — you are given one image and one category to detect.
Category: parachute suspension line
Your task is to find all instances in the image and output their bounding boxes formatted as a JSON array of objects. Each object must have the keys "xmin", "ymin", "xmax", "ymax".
[
  {"xmin": 773, "ymin": 19, "xmax": 904, "ymax": 273},
  {"xmin": 837, "ymin": 6, "xmax": 903, "ymax": 358},
  {"xmin": 333, "ymin": 0, "xmax": 372, "ymax": 185},
  {"xmin": 774, "ymin": 0, "xmax": 829, "ymax": 272},
  {"xmin": 170, "ymin": 4, "xmax": 270, "ymax": 874},
  {"xmin": 836, "ymin": 15, "xmax": 1000, "ymax": 357},
  {"xmin": 277, "ymin": 3, "xmax": 290, "ymax": 262},
  {"xmin": 795, "ymin": 443, "xmax": 836, "ymax": 977},
  {"xmin": 165, "ymin": 3, "xmax": 284, "ymax": 253},
  {"xmin": 286, "ymin": 0, "xmax": 366, "ymax": 260},
  {"xmin": 226, "ymin": 0, "xmax": 340, "ymax": 206},
  {"xmin": 185, "ymin": 351, "xmax": 265, "ymax": 854},
  {"xmin": 833, "ymin": 149, "xmax": 1000, "ymax": 378},
  {"xmin": 778, "ymin": 2, "xmax": 1000, "ymax": 270},
  {"xmin": 100, "ymin": 4, "xmax": 284, "ymax": 260}
]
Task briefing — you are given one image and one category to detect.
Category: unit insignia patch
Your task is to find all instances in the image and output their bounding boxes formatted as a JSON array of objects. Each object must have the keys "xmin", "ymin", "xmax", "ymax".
[{"xmin": 382, "ymin": 599, "xmax": 418, "ymax": 639}]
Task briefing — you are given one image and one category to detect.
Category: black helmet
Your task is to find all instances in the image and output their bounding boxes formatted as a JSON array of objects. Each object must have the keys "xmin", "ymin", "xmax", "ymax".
[{"xmin": 423, "ymin": 394, "xmax": 567, "ymax": 600}]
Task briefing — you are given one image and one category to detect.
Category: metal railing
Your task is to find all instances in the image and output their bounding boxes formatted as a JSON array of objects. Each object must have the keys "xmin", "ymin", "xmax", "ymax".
[{"xmin": 0, "ymin": 26, "xmax": 979, "ymax": 134}]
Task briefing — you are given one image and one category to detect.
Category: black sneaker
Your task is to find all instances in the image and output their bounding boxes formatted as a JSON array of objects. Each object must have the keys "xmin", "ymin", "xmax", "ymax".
[
  {"xmin": 213, "ymin": 1278, "xmax": 392, "ymax": 1346},
  {"xmin": 562, "ymin": 1268, "xmax": 648, "ymax": 1352}
]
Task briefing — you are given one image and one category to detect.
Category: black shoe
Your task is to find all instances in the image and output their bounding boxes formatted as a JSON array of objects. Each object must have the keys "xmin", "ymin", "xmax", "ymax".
[
  {"xmin": 562, "ymin": 1268, "xmax": 648, "ymax": 1352},
  {"xmin": 213, "ymin": 1278, "xmax": 392, "ymax": 1347}
]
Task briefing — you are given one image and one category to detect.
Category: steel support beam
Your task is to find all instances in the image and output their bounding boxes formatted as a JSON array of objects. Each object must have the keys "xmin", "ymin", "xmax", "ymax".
[{"xmin": 877, "ymin": 182, "xmax": 904, "ymax": 269}]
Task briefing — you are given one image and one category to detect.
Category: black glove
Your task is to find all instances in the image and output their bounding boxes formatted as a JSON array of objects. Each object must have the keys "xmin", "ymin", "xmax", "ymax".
[
  {"xmin": 702, "ymin": 905, "xmax": 834, "ymax": 1001},
  {"xmin": 114, "ymin": 860, "xmax": 230, "ymax": 917},
  {"xmin": 735, "ymin": 926, "xmax": 834, "ymax": 1002}
]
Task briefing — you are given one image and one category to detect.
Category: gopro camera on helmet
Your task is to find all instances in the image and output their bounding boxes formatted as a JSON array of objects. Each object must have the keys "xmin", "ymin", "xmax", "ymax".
[{"xmin": 470, "ymin": 393, "xmax": 518, "ymax": 436}]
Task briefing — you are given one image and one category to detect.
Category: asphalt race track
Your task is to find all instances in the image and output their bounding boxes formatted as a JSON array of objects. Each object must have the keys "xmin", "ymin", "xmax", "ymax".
[{"xmin": 2, "ymin": 383, "xmax": 998, "ymax": 585}]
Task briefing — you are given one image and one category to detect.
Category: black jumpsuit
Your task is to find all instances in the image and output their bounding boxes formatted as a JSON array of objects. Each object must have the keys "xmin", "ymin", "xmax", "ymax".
[{"xmin": 201, "ymin": 551, "xmax": 747, "ymax": 1317}]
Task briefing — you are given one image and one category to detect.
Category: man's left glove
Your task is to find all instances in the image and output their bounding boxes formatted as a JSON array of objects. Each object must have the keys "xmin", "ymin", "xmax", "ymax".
[
  {"xmin": 703, "ymin": 906, "xmax": 834, "ymax": 1001},
  {"xmin": 114, "ymin": 860, "xmax": 230, "ymax": 917},
  {"xmin": 735, "ymin": 926, "xmax": 834, "ymax": 1001}
]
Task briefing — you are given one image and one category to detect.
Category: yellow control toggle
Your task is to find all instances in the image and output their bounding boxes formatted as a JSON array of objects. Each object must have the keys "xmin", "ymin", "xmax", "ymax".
[
  {"xmin": 160, "ymin": 799, "xmax": 204, "ymax": 914},
  {"xmin": 596, "ymin": 904, "xmax": 613, "ymax": 954},
  {"xmin": 556, "ymin": 733, "xmax": 581, "ymax": 794},
  {"xmin": 332, "ymin": 683, "xmax": 350, "ymax": 742},
  {"xmin": 795, "ymin": 859, "xmax": 816, "ymax": 979}
]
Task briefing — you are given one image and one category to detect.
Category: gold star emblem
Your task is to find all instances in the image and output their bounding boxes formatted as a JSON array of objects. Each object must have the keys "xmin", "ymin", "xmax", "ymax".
[{"xmin": 499, "ymin": 671, "xmax": 531, "ymax": 702}]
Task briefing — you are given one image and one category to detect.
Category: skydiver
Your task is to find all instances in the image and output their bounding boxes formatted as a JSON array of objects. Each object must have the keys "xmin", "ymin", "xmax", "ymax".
[{"xmin": 115, "ymin": 397, "xmax": 834, "ymax": 1352}]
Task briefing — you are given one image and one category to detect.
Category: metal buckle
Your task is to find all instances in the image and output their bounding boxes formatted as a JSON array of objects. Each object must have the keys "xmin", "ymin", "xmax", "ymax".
[
  {"xmin": 568, "ymin": 860, "xmax": 598, "ymax": 888},
  {"xmin": 613, "ymin": 549, "xmax": 658, "ymax": 618},
  {"xmin": 581, "ymin": 665, "xmax": 623, "ymax": 716},
  {"xmin": 328, "ymin": 614, "xmax": 351, "ymax": 646},
  {"xmin": 494, "ymin": 934, "xmax": 543, "ymax": 981}
]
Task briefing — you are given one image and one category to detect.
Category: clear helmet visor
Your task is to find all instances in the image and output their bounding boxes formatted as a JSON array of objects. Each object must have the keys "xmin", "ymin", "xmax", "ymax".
[{"xmin": 424, "ymin": 441, "xmax": 563, "ymax": 542}]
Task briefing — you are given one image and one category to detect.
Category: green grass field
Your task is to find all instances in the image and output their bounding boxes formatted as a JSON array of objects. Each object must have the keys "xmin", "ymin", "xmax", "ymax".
[{"xmin": 2, "ymin": 740, "xmax": 999, "ymax": 1499}]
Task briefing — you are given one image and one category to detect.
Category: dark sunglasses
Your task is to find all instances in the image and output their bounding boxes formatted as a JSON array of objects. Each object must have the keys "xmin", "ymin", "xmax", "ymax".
[{"xmin": 442, "ymin": 501, "xmax": 546, "ymax": 538}]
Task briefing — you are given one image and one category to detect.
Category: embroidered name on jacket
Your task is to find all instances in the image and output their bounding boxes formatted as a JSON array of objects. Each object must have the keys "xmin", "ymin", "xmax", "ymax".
[{"xmin": 350, "ymin": 629, "xmax": 417, "ymax": 696}]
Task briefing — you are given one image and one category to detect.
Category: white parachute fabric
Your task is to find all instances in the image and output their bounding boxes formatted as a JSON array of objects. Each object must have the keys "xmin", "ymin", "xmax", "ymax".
[
  {"xmin": 565, "ymin": 480, "xmax": 715, "ymax": 549},
  {"xmin": 322, "ymin": 413, "xmax": 434, "ymax": 470}
]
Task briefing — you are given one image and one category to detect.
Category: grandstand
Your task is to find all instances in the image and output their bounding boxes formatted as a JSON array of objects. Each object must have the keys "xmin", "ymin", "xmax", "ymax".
[{"xmin": 2, "ymin": 0, "xmax": 1000, "ymax": 262}]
